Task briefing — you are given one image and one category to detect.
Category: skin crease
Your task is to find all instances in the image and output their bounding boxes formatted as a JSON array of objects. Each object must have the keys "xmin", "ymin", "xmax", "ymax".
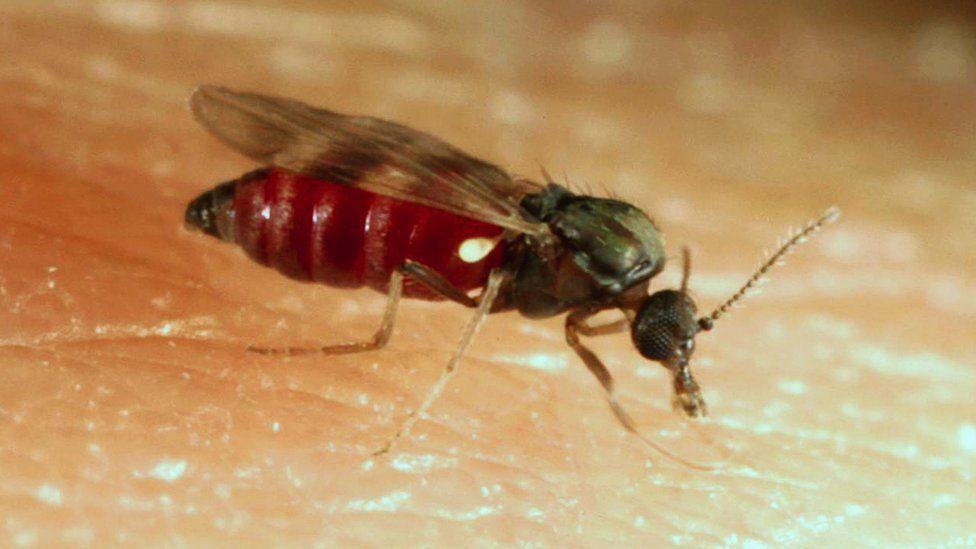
[{"xmin": 1, "ymin": 0, "xmax": 975, "ymax": 545}]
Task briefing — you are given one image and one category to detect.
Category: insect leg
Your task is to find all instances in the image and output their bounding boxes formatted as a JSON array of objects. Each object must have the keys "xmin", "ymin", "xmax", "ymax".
[
  {"xmin": 565, "ymin": 309, "xmax": 714, "ymax": 471},
  {"xmin": 247, "ymin": 258, "xmax": 493, "ymax": 356},
  {"xmin": 575, "ymin": 313, "xmax": 629, "ymax": 337},
  {"xmin": 399, "ymin": 260, "xmax": 477, "ymax": 308},
  {"xmin": 247, "ymin": 270, "xmax": 405, "ymax": 356},
  {"xmin": 372, "ymin": 268, "xmax": 509, "ymax": 457}
]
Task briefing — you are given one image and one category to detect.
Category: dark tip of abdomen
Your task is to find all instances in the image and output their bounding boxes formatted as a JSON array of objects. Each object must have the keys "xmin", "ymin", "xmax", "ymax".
[{"xmin": 184, "ymin": 180, "xmax": 237, "ymax": 238}]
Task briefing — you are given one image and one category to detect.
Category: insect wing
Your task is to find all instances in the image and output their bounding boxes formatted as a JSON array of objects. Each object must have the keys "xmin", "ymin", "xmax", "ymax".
[{"xmin": 190, "ymin": 86, "xmax": 550, "ymax": 238}]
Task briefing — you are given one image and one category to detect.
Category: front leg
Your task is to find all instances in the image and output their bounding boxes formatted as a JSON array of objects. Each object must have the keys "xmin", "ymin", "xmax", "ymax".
[
  {"xmin": 574, "ymin": 311, "xmax": 629, "ymax": 337},
  {"xmin": 565, "ymin": 308, "xmax": 642, "ymax": 435},
  {"xmin": 565, "ymin": 308, "xmax": 713, "ymax": 471}
]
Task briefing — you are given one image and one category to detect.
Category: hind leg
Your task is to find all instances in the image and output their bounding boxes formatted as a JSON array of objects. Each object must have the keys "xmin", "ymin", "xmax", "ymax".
[
  {"xmin": 247, "ymin": 270, "xmax": 405, "ymax": 356},
  {"xmin": 247, "ymin": 261, "xmax": 480, "ymax": 356}
]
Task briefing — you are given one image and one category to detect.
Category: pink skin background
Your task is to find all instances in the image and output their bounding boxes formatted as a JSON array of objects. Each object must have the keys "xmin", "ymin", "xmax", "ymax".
[{"xmin": 1, "ymin": 0, "xmax": 974, "ymax": 545}]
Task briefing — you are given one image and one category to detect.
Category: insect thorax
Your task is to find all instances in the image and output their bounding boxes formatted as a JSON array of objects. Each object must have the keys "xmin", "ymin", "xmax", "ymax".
[{"xmin": 510, "ymin": 185, "xmax": 665, "ymax": 318}]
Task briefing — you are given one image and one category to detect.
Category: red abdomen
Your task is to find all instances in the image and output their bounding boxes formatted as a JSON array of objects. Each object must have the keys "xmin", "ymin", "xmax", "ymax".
[{"xmin": 228, "ymin": 169, "xmax": 506, "ymax": 299}]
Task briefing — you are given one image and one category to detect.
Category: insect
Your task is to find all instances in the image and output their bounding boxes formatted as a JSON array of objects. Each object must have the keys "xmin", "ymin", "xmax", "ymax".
[{"xmin": 185, "ymin": 85, "xmax": 839, "ymax": 467}]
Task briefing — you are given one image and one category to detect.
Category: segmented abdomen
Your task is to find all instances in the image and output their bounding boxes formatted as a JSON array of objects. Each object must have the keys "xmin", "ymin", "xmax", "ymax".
[{"xmin": 224, "ymin": 169, "xmax": 506, "ymax": 299}]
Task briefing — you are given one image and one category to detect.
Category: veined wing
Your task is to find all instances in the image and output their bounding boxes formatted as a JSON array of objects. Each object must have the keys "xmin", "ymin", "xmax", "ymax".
[{"xmin": 190, "ymin": 85, "xmax": 550, "ymax": 238}]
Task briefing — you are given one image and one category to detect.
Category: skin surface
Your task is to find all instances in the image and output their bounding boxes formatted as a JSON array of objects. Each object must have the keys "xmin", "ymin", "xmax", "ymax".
[{"xmin": 1, "ymin": 0, "xmax": 975, "ymax": 545}]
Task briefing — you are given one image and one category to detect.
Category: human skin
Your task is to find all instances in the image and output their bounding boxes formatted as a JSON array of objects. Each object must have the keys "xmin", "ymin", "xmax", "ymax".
[{"xmin": 1, "ymin": 0, "xmax": 975, "ymax": 545}]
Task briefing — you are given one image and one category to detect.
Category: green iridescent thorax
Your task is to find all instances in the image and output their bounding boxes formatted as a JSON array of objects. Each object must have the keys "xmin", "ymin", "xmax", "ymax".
[
  {"xmin": 511, "ymin": 185, "xmax": 666, "ymax": 318},
  {"xmin": 550, "ymin": 196, "xmax": 665, "ymax": 293}
]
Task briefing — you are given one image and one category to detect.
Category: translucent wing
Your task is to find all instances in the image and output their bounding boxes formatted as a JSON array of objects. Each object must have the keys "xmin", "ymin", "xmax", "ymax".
[{"xmin": 190, "ymin": 85, "xmax": 550, "ymax": 238}]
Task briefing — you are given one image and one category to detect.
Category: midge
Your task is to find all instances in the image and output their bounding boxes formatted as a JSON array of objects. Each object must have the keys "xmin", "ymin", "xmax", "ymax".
[{"xmin": 185, "ymin": 86, "xmax": 838, "ymax": 468}]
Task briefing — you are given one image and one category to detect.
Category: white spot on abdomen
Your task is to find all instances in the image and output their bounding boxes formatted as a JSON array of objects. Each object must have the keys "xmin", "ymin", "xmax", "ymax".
[{"xmin": 458, "ymin": 237, "xmax": 496, "ymax": 263}]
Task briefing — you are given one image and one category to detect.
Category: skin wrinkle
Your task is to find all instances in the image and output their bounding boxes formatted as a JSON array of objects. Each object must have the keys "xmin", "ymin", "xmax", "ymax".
[
  {"xmin": 11, "ymin": 351, "xmax": 276, "ymax": 441},
  {"xmin": 1, "ymin": 216, "xmax": 210, "ymax": 293},
  {"xmin": 19, "ymin": 320, "xmax": 927, "ymax": 495},
  {"xmin": 52, "ymin": 350, "xmax": 293, "ymax": 415}
]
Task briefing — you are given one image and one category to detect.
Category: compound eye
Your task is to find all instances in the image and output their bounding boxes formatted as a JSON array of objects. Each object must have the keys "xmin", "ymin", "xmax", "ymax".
[
  {"xmin": 631, "ymin": 289, "xmax": 699, "ymax": 363},
  {"xmin": 632, "ymin": 320, "xmax": 676, "ymax": 361}
]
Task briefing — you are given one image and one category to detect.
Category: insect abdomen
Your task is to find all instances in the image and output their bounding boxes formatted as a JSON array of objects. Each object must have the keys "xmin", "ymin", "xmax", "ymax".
[{"xmin": 194, "ymin": 169, "xmax": 506, "ymax": 299}]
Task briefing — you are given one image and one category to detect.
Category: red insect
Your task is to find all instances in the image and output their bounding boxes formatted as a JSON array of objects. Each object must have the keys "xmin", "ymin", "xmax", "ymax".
[
  {"xmin": 204, "ymin": 168, "xmax": 505, "ymax": 299},
  {"xmin": 185, "ymin": 86, "xmax": 838, "ymax": 467}
]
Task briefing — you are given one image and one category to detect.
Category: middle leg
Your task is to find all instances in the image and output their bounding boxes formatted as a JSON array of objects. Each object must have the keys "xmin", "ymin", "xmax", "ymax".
[{"xmin": 372, "ymin": 268, "xmax": 510, "ymax": 456}]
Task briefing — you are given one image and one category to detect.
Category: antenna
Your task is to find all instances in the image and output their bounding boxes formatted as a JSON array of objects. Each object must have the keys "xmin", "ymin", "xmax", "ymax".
[
  {"xmin": 680, "ymin": 246, "xmax": 691, "ymax": 294},
  {"xmin": 538, "ymin": 163, "xmax": 556, "ymax": 185},
  {"xmin": 698, "ymin": 206, "xmax": 840, "ymax": 331}
]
